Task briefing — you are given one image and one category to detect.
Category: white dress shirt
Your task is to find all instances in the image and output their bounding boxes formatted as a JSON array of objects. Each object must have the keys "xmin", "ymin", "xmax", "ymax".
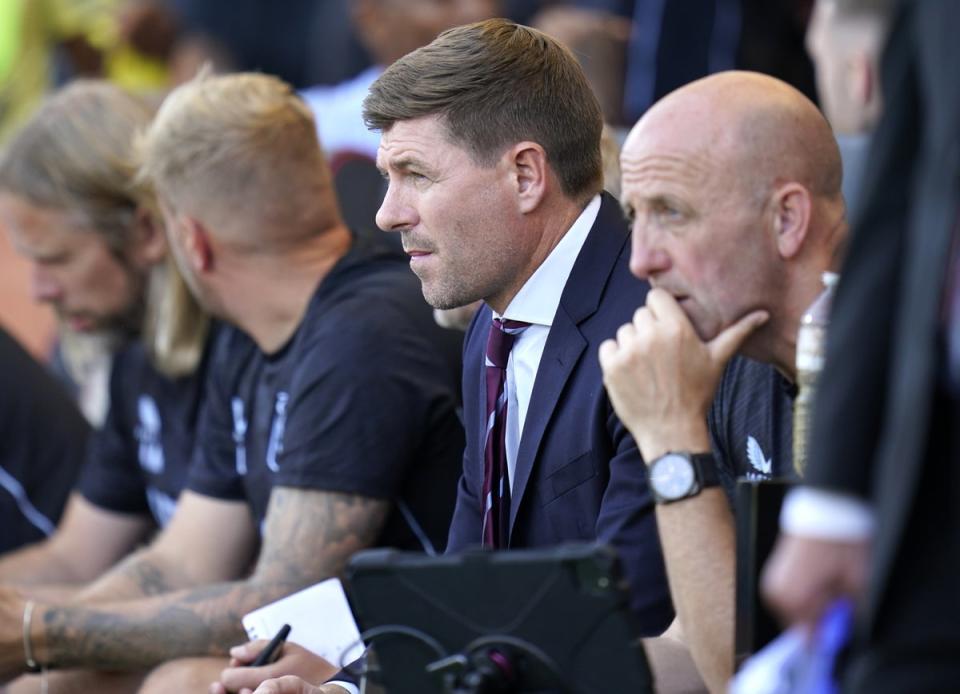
[{"xmin": 493, "ymin": 195, "xmax": 601, "ymax": 491}]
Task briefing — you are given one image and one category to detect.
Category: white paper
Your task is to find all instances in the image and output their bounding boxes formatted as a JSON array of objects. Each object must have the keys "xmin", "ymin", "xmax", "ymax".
[{"xmin": 242, "ymin": 577, "xmax": 365, "ymax": 668}]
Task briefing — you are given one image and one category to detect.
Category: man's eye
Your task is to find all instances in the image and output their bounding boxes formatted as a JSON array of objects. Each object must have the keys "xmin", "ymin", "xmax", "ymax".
[{"xmin": 654, "ymin": 203, "xmax": 682, "ymax": 221}]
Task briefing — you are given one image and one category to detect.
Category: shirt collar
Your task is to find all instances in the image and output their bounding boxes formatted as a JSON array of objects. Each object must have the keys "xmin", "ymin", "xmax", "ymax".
[{"xmin": 495, "ymin": 194, "xmax": 601, "ymax": 327}]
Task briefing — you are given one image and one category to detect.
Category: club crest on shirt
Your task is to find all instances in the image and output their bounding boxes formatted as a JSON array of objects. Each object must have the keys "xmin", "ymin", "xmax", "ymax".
[
  {"xmin": 266, "ymin": 392, "xmax": 289, "ymax": 473},
  {"xmin": 746, "ymin": 435, "xmax": 773, "ymax": 480},
  {"xmin": 135, "ymin": 395, "xmax": 164, "ymax": 474},
  {"xmin": 231, "ymin": 397, "xmax": 248, "ymax": 475}
]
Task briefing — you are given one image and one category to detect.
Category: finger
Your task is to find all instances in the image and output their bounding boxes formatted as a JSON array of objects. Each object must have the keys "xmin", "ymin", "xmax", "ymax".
[
  {"xmin": 707, "ymin": 310, "xmax": 769, "ymax": 364},
  {"xmin": 209, "ymin": 682, "xmax": 226, "ymax": 694},
  {"xmin": 615, "ymin": 321, "xmax": 636, "ymax": 345},
  {"xmin": 253, "ymin": 677, "xmax": 312, "ymax": 694},
  {"xmin": 231, "ymin": 640, "xmax": 269, "ymax": 663},
  {"xmin": 598, "ymin": 338, "xmax": 619, "ymax": 371},
  {"xmin": 644, "ymin": 287, "xmax": 687, "ymax": 325},
  {"xmin": 760, "ymin": 538, "xmax": 830, "ymax": 627},
  {"xmin": 222, "ymin": 659, "xmax": 294, "ymax": 693},
  {"xmin": 221, "ymin": 666, "xmax": 265, "ymax": 692}
]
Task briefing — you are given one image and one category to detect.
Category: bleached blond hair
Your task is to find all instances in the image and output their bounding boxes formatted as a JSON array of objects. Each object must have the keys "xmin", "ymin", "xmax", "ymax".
[{"xmin": 138, "ymin": 72, "xmax": 340, "ymax": 251}]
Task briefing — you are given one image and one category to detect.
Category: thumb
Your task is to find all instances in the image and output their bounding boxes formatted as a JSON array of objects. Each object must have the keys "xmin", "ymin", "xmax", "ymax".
[{"xmin": 707, "ymin": 310, "xmax": 769, "ymax": 364}]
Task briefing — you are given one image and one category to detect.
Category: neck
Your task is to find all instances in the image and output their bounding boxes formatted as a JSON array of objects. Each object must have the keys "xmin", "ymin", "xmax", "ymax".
[
  {"xmin": 485, "ymin": 194, "xmax": 593, "ymax": 315},
  {"xmin": 761, "ymin": 262, "xmax": 836, "ymax": 384},
  {"xmin": 221, "ymin": 225, "xmax": 352, "ymax": 353}
]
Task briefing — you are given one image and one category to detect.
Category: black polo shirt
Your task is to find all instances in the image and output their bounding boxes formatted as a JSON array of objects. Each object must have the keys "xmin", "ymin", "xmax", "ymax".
[
  {"xmin": 77, "ymin": 331, "xmax": 214, "ymax": 527},
  {"xmin": 708, "ymin": 355, "xmax": 798, "ymax": 500},
  {"xmin": 187, "ymin": 236, "xmax": 464, "ymax": 553}
]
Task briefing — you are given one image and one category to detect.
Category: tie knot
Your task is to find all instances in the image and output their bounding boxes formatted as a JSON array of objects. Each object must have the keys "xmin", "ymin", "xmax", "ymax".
[{"xmin": 485, "ymin": 318, "xmax": 530, "ymax": 368}]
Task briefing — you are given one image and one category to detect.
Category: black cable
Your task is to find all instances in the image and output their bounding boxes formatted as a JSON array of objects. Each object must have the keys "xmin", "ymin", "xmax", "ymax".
[{"xmin": 342, "ymin": 624, "xmax": 451, "ymax": 683}]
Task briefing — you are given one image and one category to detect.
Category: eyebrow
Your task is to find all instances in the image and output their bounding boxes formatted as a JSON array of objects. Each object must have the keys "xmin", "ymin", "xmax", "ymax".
[{"xmin": 381, "ymin": 156, "xmax": 435, "ymax": 176}]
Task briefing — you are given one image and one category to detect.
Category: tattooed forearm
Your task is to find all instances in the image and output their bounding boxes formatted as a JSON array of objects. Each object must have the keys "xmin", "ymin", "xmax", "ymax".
[
  {"xmin": 41, "ymin": 582, "xmax": 284, "ymax": 669},
  {"xmin": 38, "ymin": 488, "xmax": 389, "ymax": 671},
  {"xmin": 69, "ymin": 549, "xmax": 186, "ymax": 604},
  {"xmin": 253, "ymin": 488, "xmax": 390, "ymax": 585}
]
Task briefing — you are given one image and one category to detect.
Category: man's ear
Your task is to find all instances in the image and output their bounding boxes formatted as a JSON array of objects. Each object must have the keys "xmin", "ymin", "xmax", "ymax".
[
  {"xmin": 509, "ymin": 141, "xmax": 549, "ymax": 214},
  {"xmin": 131, "ymin": 205, "xmax": 167, "ymax": 266},
  {"xmin": 772, "ymin": 182, "xmax": 812, "ymax": 259},
  {"xmin": 181, "ymin": 214, "xmax": 214, "ymax": 273}
]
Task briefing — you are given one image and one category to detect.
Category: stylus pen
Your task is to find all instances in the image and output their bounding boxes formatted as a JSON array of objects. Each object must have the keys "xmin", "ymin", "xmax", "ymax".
[{"xmin": 249, "ymin": 624, "xmax": 291, "ymax": 667}]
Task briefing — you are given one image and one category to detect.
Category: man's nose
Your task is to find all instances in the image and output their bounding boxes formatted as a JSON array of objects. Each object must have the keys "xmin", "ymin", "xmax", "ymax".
[
  {"xmin": 30, "ymin": 266, "xmax": 62, "ymax": 304},
  {"xmin": 375, "ymin": 184, "xmax": 418, "ymax": 233},
  {"xmin": 629, "ymin": 226, "xmax": 671, "ymax": 280}
]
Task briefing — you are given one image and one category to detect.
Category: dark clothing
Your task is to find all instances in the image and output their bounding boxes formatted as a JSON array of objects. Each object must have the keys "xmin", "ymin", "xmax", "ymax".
[
  {"xmin": 446, "ymin": 193, "xmax": 674, "ymax": 634},
  {"xmin": 0, "ymin": 327, "xmax": 89, "ymax": 552},
  {"xmin": 708, "ymin": 355, "xmax": 797, "ymax": 500},
  {"xmin": 801, "ymin": 1, "xmax": 960, "ymax": 689},
  {"xmin": 77, "ymin": 332, "xmax": 213, "ymax": 527},
  {"xmin": 187, "ymin": 236, "xmax": 464, "ymax": 554},
  {"xmin": 170, "ymin": 0, "xmax": 370, "ymax": 88}
]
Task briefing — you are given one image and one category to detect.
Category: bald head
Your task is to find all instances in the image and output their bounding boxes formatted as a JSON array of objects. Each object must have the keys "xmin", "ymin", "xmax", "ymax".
[
  {"xmin": 626, "ymin": 71, "xmax": 842, "ymax": 204},
  {"xmin": 620, "ymin": 72, "xmax": 846, "ymax": 370}
]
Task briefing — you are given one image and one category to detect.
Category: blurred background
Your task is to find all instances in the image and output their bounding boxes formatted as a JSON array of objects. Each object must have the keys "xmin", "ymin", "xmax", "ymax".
[{"xmin": 0, "ymin": 0, "xmax": 818, "ymax": 361}]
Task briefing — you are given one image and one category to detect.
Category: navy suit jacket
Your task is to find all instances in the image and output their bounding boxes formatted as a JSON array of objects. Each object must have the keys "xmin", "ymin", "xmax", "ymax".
[{"xmin": 446, "ymin": 193, "xmax": 674, "ymax": 634}]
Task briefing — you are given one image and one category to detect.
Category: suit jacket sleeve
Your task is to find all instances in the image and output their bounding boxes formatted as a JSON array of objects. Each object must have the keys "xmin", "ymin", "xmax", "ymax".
[{"xmin": 804, "ymin": 6, "xmax": 916, "ymax": 499}]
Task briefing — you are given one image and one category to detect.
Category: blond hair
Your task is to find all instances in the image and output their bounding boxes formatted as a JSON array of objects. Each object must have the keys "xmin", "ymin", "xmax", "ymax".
[
  {"xmin": 138, "ymin": 72, "xmax": 339, "ymax": 250},
  {"xmin": 0, "ymin": 80, "xmax": 152, "ymax": 254},
  {"xmin": 0, "ymin": 80, "xmax": 209, "ymax": 377}
]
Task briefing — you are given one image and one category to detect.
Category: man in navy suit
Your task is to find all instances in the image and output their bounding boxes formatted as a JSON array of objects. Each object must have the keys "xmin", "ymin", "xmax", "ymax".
[
  {"xmin": 367, "ymin": 18, "xmax": 674, "ymax": 634},
  {"xmin": 232, "ymin": 19, "xmax": 694, "ymax": 694}
]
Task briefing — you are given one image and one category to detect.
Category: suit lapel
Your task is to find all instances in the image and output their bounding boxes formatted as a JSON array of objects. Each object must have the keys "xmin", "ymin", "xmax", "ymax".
[
  {"xmin": 509, "ymin": 306, "xmax": 586, "ymax": 533},
  {"xmin": 508, "ymin": 193, "xmax": 630, "ymax": 537}
]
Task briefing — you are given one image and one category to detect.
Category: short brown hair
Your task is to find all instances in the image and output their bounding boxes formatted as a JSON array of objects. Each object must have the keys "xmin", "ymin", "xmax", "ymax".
[{"xmin": 363, "ymin": 18, "xmax": 604, "ymax": 200}]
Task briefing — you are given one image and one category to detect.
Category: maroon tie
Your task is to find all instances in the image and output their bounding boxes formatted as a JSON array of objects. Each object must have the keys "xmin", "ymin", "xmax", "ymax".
[{"xmin": 482, "ymin": 317, "xmax": 530, "ymax": 548}]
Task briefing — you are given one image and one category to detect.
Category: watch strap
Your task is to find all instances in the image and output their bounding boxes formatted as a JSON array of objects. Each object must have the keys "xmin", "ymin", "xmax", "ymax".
[{"xmin": 690, "ymin": 452, "xmax": 721, "ymax": 489}]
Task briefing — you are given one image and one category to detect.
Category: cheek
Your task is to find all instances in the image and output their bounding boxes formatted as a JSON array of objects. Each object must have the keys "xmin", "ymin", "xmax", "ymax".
[{"xmin": 79, "ymin": 249, "xmax": 135, "ymax": 304}]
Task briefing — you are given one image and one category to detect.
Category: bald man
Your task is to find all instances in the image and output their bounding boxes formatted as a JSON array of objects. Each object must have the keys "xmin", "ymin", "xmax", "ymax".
[{"xmin": 599, "ymin": 70, "xmax": 847, "ymax": 691}]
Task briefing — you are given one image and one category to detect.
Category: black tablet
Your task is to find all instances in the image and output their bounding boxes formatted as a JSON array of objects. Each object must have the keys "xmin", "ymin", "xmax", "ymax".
[{"xmin": 344, "ymin": 542, "xmax": 654, "ymax": 693}]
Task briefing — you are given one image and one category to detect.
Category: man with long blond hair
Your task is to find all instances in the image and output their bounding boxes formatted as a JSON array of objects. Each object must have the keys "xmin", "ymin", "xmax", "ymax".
[{"xmin": 0, "ymin": 71, "xmax": 464, "ymax": 692}]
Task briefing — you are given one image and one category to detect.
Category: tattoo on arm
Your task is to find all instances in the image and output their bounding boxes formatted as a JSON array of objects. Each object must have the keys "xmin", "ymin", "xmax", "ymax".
[
  {"xmin": 42, "ymin": 489, "xmax": 389, "ymax": 671},
  {"xmin": 70, "ymin": 549, "xmax": 186, "ymax": 604},
  {"xmin": 253, "ymin": 487, "xmax": 390, "ymax": 585}
]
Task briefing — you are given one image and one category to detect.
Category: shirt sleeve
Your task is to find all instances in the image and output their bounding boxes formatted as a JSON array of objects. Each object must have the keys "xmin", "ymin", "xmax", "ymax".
[
  {"xmin": 779, "ymin": 487, "xmax": 875, "ymax": 541},
  {"xmin": 270, "ymin": 323, "xmax": 437, "ymax": 500},
  {"xmin": 76, "ymin": 356, "xmax": 151, "ymax": 515},
  {"xmin": 184, "ymin": 334, "xmax": 246, "ymax": 502}
]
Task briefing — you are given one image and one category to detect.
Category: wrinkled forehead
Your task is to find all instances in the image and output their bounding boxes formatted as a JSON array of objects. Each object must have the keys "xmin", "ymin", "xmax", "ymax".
[
  {"xmin": 376, "ymin": 116, "xmax": 467, "ymax": 170},
  {"xmin": 621, "ymin": 131, "xmax": 727, "ymax": 201}
]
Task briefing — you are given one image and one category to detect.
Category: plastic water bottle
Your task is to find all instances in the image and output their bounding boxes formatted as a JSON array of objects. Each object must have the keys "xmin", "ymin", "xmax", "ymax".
[{"xmin": 793, "ymin": 272, "xmax": 839, "ymax": 477}]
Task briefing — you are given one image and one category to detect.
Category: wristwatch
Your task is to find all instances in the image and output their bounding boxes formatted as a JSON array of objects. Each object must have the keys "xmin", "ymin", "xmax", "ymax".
[{"xmin": 648, "ymin": 451, "xmax": 720, "ymax": 504}]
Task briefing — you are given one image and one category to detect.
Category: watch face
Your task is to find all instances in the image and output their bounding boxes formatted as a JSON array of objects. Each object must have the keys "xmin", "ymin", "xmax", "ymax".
[{"xmin": 651, "ymin": 454, "xmax": 697, "ymax": 500}]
